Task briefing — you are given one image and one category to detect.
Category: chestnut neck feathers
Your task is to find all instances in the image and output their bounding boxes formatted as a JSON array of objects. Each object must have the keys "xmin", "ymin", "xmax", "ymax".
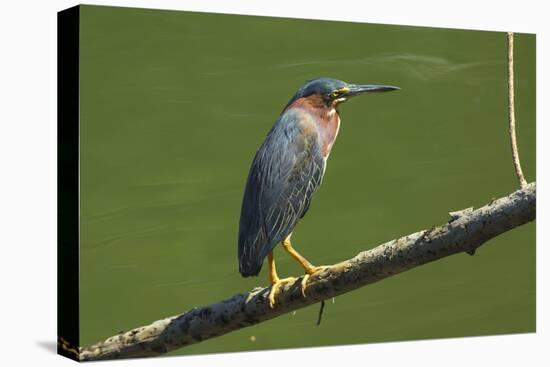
[{"xmin": 285, "ymin": 95, "xmax": 341, "ymax": 157}]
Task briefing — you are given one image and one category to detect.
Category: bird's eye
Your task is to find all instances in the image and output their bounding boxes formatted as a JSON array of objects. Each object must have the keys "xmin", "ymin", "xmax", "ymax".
[{"xmin": 330, "ymin": 91, "xmax": 339, "ymax": 98}]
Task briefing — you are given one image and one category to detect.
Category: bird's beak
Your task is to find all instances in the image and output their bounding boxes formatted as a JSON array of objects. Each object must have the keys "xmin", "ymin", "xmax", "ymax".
[{"xmin": 343, "ymin": 84, "xmax": 400, "ymax": 97}]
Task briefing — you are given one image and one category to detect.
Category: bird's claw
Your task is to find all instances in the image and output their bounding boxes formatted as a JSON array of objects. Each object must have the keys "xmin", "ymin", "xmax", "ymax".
[
  {"xmin": 300, "ymin": 265, "xmax": 330, "ymax": 297},
  {"xmin": 300, "ymin": 274, "xmax": 310, "ymax": 297},
  {"xmin": 267, "ymin": 266, "xmax": 331, "ymax": 307},
  {"xmin": 268, "ymin": 277, "xmax": 296, "ymax": 308}
]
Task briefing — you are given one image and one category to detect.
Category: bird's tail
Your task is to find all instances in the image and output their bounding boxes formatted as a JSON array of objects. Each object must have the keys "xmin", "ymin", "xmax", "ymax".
[
  {"xmin": 238, "ymin": 253, "xmax": 263, "ymax": 277},
  {"xmin": 238, "ymin": 218, "xmax": 269, "ymax": 277}
]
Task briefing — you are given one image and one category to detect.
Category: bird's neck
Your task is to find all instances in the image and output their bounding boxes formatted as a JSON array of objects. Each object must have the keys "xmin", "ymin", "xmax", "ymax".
[
  {"xmin": 286, "ymin": 96, "xmax": 341, "ymax": 158},
  {"xmin": 319, "ymin": 108, "xmax": 341, "ymax": 158}
]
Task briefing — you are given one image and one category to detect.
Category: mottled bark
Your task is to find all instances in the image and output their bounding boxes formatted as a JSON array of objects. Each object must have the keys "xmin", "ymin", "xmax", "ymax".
[{"xmin": 79, "ymin": 182, "xmax": 536, "ymax": 361}]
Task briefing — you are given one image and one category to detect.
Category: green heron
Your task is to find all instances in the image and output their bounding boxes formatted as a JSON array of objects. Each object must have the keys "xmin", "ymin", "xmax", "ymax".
[{"xmin": 238, "ymin": 77, "xmax": 399, "ymax": 307}]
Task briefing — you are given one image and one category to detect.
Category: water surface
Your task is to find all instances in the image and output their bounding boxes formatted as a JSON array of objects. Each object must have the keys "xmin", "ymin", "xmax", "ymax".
[{"xmin": 79, "ymin": 5, "xmax": 536, "ymax": 356}]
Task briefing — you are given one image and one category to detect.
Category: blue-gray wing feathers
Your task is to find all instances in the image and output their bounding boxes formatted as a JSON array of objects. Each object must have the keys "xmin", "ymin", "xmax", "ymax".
[{"xmin": 238, "ymin": 110, "xmax": 325, "ymax": 276}]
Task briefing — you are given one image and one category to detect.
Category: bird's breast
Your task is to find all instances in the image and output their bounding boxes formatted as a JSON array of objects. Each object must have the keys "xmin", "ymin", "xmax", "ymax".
[
  {"xmin": 286, "ymin": 98, "xmax": 341, "ymax": 159},
  {"xmin": 294, "ymin": 107, "xmax": 340, "ymax": 158},
  {"xmin": 321, "ymin": 109, "xmax": 340, "ymax": 158}
]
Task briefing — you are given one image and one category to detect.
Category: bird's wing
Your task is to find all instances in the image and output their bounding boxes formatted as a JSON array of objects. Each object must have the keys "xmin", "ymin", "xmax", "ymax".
[{"xmin": 238, "ymin": 109, "xmax": 325, "ymax": 276}]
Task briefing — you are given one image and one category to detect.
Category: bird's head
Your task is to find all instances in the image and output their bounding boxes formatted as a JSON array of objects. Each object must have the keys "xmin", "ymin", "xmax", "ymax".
[{"xmin": 284, "ymin": 77, "xmax": 399, "ymax": 110}]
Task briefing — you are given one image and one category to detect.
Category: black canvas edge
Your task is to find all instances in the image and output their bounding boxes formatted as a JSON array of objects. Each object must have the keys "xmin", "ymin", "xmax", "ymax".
[{"xmin": 57, "ymin": 4, "xmax": 81, "ymax": 362}]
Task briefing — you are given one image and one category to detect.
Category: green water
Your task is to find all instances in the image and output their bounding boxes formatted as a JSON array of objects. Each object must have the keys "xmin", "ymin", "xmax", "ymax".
[{"xmin": 78, "ymin": 5, "xmax": 536, "ymax": 356}]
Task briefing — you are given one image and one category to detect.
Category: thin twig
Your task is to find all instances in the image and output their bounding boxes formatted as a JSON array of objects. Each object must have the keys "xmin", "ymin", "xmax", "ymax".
[
  {"xmin": 316, "ymin": 300, "xmax": 326, "ymax": 326},
  {"xmin": 507, "ymin": 32, "xmax": 528, "ymax": 189}
]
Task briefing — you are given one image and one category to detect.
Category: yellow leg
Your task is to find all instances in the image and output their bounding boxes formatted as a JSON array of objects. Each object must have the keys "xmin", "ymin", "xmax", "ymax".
[
  {"xmin": 267, "ymin": 251, "xmax": 295, "ymax": 308},
  {"xmin": 282, "ymin": 234, "xmax": 330, "ymax": 296}
]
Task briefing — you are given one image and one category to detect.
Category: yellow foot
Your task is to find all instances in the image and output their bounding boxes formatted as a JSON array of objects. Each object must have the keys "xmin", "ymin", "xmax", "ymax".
[
  {"xmin": 268, "ymin": 277, "xmax": 296, "ymax": 308},
  {"xmin": 300, "ymin": 266, "xmax": 331, "ymax": 297}
]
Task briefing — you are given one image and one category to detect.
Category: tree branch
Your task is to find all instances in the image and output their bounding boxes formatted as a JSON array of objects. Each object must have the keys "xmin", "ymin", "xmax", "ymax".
[
  {"xmin": 507, "ymin": 32, "xmax": 528, "ymax": 188},
  {"xmin": 79, "ymin": 182, "xmax": 536, "ymax": 361}
]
